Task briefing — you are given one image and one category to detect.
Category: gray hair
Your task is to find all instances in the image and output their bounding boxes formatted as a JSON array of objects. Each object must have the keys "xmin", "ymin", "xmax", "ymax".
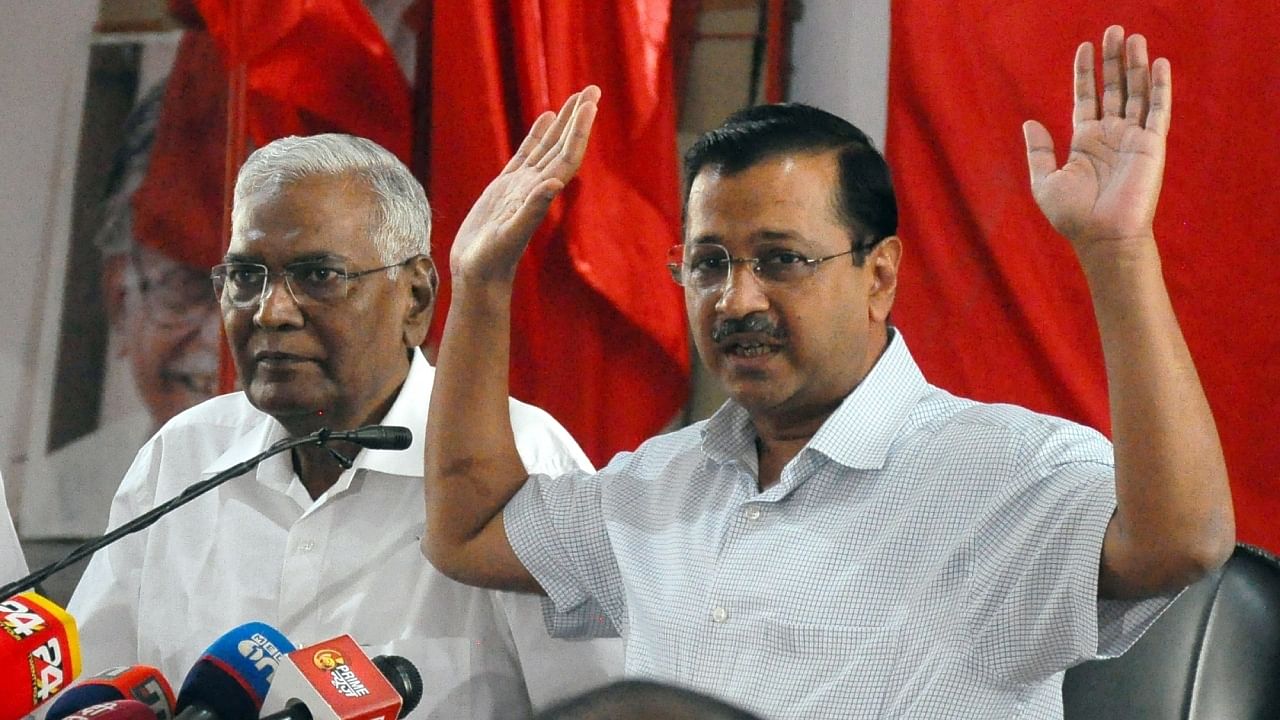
[{"xmin": 231, "ymin": 134, "xmax": 432, "ymax": 278}]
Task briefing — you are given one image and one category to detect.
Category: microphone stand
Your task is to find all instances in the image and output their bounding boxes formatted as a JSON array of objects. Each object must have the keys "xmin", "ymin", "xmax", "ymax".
[{"xmin": 1, "ymin": 427, "xmax": 388, "ymax": 599}]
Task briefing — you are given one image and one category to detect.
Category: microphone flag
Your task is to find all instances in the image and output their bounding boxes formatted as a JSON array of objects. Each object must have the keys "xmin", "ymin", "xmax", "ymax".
[
  {"xmin": 1, "ymin": 590, "xmax": 82, "ymax": 719},
  {"xmin": 45, "ymin": 664, "xmax": 176, "ymax": 720},
  {"xmin": 260, "ymin": 634, "xmax": 402, "ymax": 720},
  {"xmin": 55, "ymin": 699, "xmax": 155, "ymax": 720}
]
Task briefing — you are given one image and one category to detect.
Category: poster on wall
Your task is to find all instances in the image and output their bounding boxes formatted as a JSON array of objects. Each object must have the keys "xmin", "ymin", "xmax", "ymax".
[{"xmin": 16, "ymin": 30, "xmax": 224, "ymax": 540}]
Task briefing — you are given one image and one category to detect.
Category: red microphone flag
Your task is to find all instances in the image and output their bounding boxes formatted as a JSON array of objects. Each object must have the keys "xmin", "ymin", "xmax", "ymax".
[{"xmin": 1, "ymin": 591, "xmax": 82, "ymax": 719}]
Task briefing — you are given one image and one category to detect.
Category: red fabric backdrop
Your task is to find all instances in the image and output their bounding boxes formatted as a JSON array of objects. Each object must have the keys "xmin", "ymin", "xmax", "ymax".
[
  {"xmin": 427, "ymin": 2, "xmax": 691, "ymax": 466},
  {"xmin": 886, "ymin": 2, "xmax": 1280, "ymax": 551}
]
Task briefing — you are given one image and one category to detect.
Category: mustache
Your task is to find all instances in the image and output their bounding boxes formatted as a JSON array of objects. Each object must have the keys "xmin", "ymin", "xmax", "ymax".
[{"xmin": 711, "ymin": 313, "xmax": 787, "ymax": 344}]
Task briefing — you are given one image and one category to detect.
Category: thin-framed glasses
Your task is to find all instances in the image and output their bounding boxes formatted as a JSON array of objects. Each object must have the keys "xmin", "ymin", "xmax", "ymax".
[
  {"xmin": 211, "ymin": 254, "xmax": 426, "ymax": 309},
  {"xmin": 665, "ymin": 243, "xmax": 856, "ymax": 292}
]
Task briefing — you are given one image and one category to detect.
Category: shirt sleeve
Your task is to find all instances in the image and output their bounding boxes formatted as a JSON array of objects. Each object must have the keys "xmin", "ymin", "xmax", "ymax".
[
  {"xmin": 967, "ymin": 421, "xmax": 1176, "ymax": 685},
  {"xmin": 65, "ymin": 439, "xmax": 162, "ymax": 677},
  {"xmin": 504, "ymin": 399, "xmax": 625, "ymax": 640}
]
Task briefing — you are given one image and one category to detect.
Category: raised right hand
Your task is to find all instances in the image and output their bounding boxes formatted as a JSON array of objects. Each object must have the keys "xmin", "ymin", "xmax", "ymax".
[{"xmin": 449, "ymin": 86, "xmax": 601, "ymax": 285}]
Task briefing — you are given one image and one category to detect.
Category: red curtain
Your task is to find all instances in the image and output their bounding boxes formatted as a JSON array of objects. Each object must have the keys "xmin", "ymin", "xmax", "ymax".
[
  {"xmin": 190, "ymin": 0, "xmax": 412, "ymax": 161},
  {"xmin": 428, "ymin": 2, "xmax": 691, "ymax": 466},
  {"xmin": 886, "ymin": 2, "xmax": 1280, "ymax": 551}
]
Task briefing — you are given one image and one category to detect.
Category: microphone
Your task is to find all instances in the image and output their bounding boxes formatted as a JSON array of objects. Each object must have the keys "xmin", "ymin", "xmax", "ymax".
[
  {"xmin": 1, "ymin": 590, "xmax": 82, "ymax": 720},
  {"xmin": 369, "ymin": 656, "xmax": 422, "ymax": 717},
  {"xmin": 323, "ymin": 426, "xmax": 412, "ymax": 451},
  {"xmin": 46, "ymin": 665, "xmax": 176, "ymax": 720},
  {"xmin": 173, "ymin": 622, "xmax": 295, "ymax": 720},
  {"xmin": 55, "ymin": 699, "xmax": 156, "ymax": 720},
  {"xmin": 259, "ymin": 635, "xmax": 423, "ymax": 720},
  {"xmin": 0, "ymin": 425, "xmax": 413, "ymax": 599}
]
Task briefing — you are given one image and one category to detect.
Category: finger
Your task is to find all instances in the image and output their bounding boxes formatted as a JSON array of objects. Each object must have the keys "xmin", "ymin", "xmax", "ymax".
[
  {"xmin": 525, "ymin": 90, "xmax": 584, "ymax": 168},
  {"xmin": 1023, "ymin": 120, "xmax": 1058, "ymax": 186},
  {"xmin": 1146, "ymin": 57, "xmax": 1172, "ymax": 137},
  {"xmin": 503, "ymin": 178, "xmax": 567, "ymax": 241},
  {"xmin": 559, "ymin": 89, "xmax": 600, "ymax": 171},
  {"xmin": 536, "ymin": 90, "xmax": 599, "ymax": 175},
  {"xmin": 1100, "ymin": 25, "xmax": 1126, "ymax": 118},
  {"xmin": 501, "ymin": 111, "xmax": 556, "ymax": 175},
  {"xmin": 1072, "ymin": 41, "xmax": 1098, "ymax": 125},
  {"xmin": 1123, "ymin": 33, "xmax": 1150, "ymax": 124}
]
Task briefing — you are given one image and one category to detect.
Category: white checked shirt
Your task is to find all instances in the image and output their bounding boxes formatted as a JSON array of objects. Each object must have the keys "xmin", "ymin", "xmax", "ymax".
[
  {"xmin": 505, "ymin": 330, "xmax": 1173, "ymax": 719},
  {"xmin": 69, "ymin": 350, "xmax": 621, "ymax": 719}
]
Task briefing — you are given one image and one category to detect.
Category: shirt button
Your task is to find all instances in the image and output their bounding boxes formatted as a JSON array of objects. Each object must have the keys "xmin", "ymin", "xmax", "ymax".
[
  {"xmin": 298, "ymin": 541, "xmax": 315, "ymax": 552},
  {"xmin": 744, "ymin": 506, "xmax": 762, "ymax": 521},
  {"xmin": 711, "ymin": 606, "xmax": 728, "ymax": 623}
]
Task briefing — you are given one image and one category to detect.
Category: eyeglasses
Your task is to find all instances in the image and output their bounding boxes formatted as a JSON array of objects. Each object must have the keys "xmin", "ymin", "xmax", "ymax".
[
  {"xmin": 665, "ymin": 243, "xmax": 856, "ymax": 292},
  {"xmin": 211, "ymin": 255, "xmax": 425, "ymax": 309}
]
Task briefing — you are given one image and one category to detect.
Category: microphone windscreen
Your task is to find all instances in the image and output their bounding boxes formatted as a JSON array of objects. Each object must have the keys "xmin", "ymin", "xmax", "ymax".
[
  {"xmin": 47, "ymin": 665, "xmax": 176, "ymax": 720},
  {"xmin": 60, "ymin": 699, "xmax": 156, "ymax": 720},
  {"xmin": 345, "ymin": 426, "xmax": 412, "ymax": 450},
  {"xmin": 175, "ymin": 622, "xmax": 294, "ymax": 720},
  {"xmin": 371, "ymin": 656, "xmax": 423, "ymax": 718},
  {"xmin": 46, "ymin": 685, "xmax": 126, "ymax": 720},
  {"xmin": 1, "ymin": 591, "xmax": 82, "ymax": 719}
]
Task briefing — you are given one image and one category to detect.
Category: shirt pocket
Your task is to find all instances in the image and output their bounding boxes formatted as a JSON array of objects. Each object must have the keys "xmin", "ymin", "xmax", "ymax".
[
  {"xmin": 359, "ymin": 637, "xmax": 473, "ymax": 720},
  {"xmin": 734, "ymin": 620, "xmax": 893, "ymax": 719}
]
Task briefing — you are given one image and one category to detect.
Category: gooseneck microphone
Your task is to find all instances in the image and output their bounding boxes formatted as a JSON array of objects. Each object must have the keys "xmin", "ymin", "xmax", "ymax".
[
  {"xmin": 324, "ymin": 426, "xmax": 413, "ymax": 451},
  {"xmin": 0, "ymin": 425, "xmax": 413, "ymax": 599}
]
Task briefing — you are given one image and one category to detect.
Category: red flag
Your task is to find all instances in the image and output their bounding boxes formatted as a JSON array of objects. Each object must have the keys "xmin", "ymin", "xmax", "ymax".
[
  {"xmin": 886, "ymin": 2, "xmax": 1280, "ymax": 551},
  {"xmin": 190, "ymin": 0, "xmax": 412, "ymax": 161},
  {"xmin": 131, "ymin": 30, "xmax": 228, "ymax": 271},
  {"xmin": 428, "ymin": 2, "xmax": 691, "ymax": 465}
]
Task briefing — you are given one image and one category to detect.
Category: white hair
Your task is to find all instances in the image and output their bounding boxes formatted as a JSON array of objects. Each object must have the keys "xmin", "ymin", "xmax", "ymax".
[{"xmin": 231, "ymin": 134, "xmax": 432, "ymax": 278}]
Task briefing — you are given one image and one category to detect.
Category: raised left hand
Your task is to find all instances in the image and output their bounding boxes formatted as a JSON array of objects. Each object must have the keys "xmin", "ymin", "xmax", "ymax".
[{"xmin": 1024, "ymin": 26, "xmax": 1170, "ymax": 255}]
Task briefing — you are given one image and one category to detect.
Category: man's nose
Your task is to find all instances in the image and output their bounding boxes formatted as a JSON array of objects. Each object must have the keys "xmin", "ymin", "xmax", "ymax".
[
  {"xmin": 253, "ymin": 276, "xmax": 304, "ymax": 328},
  {"xmin": 714, "ymin": 261, "xmax": 770, "ymax": 317}
]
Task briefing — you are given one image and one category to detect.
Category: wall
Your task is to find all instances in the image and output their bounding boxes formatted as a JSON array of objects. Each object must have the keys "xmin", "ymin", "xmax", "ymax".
[{"xmin": 0, "ymin": 4, "xmax": 100, "ymax": 520}]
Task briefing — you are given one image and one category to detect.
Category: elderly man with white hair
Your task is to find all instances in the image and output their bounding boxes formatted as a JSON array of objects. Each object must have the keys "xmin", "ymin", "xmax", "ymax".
[{"xmin": 68, "ymin": 133, "xmax": 620, "ymax": 719}]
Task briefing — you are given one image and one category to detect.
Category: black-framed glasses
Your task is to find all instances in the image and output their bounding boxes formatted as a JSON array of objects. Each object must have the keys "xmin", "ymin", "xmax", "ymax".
[
  {"xmin": 211, "ymin": 254, "xmax": 426, "ymax": 308},
  {"xmin": 665, "ymin": 243, "xmax": 855, "ymax": 292}
]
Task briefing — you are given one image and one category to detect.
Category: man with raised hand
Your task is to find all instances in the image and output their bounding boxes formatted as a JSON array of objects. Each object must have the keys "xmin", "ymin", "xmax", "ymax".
[{"xmin": 423, "ymin": 27, "xmax": 1233, "ymax": 719}]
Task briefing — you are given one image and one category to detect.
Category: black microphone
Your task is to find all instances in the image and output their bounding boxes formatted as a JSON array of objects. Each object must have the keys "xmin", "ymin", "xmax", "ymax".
[
  {"xmin": 325, "ymin": 426, "xmax": 413, "ymax": 450},
  {"xmin": 0, "ymin": 425, "xmax": 413, "ymax": 599},
  {"xmin": 371, "ymin": 655, "xmax": 424, "ymax": 718}
]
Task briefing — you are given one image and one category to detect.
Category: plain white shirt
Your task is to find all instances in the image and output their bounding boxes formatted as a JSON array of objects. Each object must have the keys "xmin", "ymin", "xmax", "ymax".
[
  {"xmin": 69, "ymin": 350, "xmax": 621, "ymax": 718},
  {"xmin": 1, "ymin": 470, "xmax": 29, "ymax": 584}
]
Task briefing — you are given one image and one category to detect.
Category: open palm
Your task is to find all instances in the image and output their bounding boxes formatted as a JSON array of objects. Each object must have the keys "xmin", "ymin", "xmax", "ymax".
[
  {"xmin": 451, "ymin": 87, "xmax": 601, "ymax": 283},
  {"xmin": 1025, "ymin": 28, "xmax": 1170, "ymax": 252}
]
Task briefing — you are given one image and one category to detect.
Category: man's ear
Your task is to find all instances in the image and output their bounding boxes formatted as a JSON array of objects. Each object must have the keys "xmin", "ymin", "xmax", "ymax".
[
  {"xmin": 866, "ymin": 235, "xmax": 901, "ymax": 324},
  {"xmin": 401, "ymin": 254, "xmax": 438, "ymax": 349}
]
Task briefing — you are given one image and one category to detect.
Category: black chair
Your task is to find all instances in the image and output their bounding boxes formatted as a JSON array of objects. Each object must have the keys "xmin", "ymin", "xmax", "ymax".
[{"xmin": 1063, "ymin": 544, "xmax": 1280, "ymax": 719}]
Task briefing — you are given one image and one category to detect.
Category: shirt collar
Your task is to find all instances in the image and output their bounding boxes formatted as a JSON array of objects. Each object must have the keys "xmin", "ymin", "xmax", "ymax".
[
  {"xmin": 701, "ymin": 329, "xmax": 929, "ymax": 472},
  {"xmin": 809, "ymin": 329, "xmax": 928, "ymax": 470},
  {"xmin": 201, "ymin": 348, "xmax": 432, "ymax": 484}
]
